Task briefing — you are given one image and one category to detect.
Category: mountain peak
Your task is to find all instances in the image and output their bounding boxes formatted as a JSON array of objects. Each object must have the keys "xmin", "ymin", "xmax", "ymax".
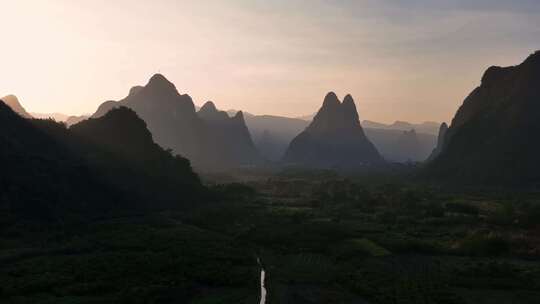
[
  {"xmin": 1, "ymin": 94, "xmax": 32, "ymax": 118},
  {"xmin": 342, "ymin": 94, "xmax": 359, "ymax": 122},
  {"xmin": 440, "ymin": 122, "xmax": 448, "ymax": 130},
  {"xmin": 322, "ymin": 92, "xmax": 340, "ymax": 107},
  {"xmin": 71, "ymin": 106, "xmax": 156, "ymax": 160},
  {"xmin": 343, "ymin": 94, "xmax": 354, "ymax": 104},
  {"xmin": 200, "ymin": 101, "xmax": 218, "ymax": 113},
  {"xmin": 481, "ymin": 50, "xmax": 540, "ymax": 86},
  {"xmin": 523, "ymin": 49, "xmax": 540, "ymax": 66},
  {"xmin": 146, "ymin": 73, "xmax": 177, "ymax": 92},
  {"xmin": 3, "ymin": 94, "xmax": 17, "ymax": 100},
  {"xmin": 284, "ymin": 92, "xmax": 383, "ymax": 168},
  {"xmin": 149, "ymin": 73, "xmax": 169, "ymax": 83},
  {"xmin": 310, "ymin": 93, "xmax": 362, "ymax": 132},
  {"xmin": 129, "ymin": 86, "xmax": 144, "ymax": 97},
  {"xmin": 198, "ymin": 101, "xmax": 230, "ymax": 122},
  {"xmin": 427, "ymin": 121, "xmax": 448, "ymax": 162},
  {"xmin": 481, "ymin": 66, "xmax": 512, "ymax": 85},
  {"xmin": 233, "ymin": 110, "xmax": 244, "ymax": 121}
]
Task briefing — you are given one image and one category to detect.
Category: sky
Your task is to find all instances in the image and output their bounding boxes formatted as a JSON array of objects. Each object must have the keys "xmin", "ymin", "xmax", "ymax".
[{"xmin": 1, "ymin": 0, "xmax": 539, "ymax": 123}]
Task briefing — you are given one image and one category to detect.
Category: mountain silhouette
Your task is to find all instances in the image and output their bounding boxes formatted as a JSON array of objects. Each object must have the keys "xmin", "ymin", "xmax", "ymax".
[
  {"xmin": 31, "ymin": 112, "xmax": 70, "ymax": 121},
  {"xmin": 28, "ymin": 112, "xmax": 91, "ymax": 126},
  {"xmin": 389, "ymin": 129, "xmax": 422, "ymax": 163},
  {"xmin": 92, "ymin": 74, "xmax": 260, "ymax": 170},
  {"xmin": 427, "ymin": 122, "xmax": 448, "ymax": 161},
  {"xmin": 2, "ymin": 95, "xmax": 32, "ymax": 118},
  {"xmin": 242, "ymin": 113, "xmax": 436, "ymax": 162},
  {"xmin": 197, "ymin": 101, "xmax": 261, "ymax": 165},
  {"xmin": 71, "ymin": 107, "xmax": 202, "ymax": 201},
  {"xmin": 283, "ymin": 92, "xmax": 383, "ymax": 168},
  {"xmin": 427, "ymin": 50, "xmax": 540, "ymax": 185},
  {"xmin": 66, "ymin": 114, "xmax": 89, "ymax": 126},
  {"xmin": 362, "ymin": 120, "xmax": 440, "ymax": 135},
  {"xmin": 362, "ymin": 128, "xmax": 436, "ymax": 163},
  {"xmin": 0, "ymin": 99, "xmax": 125, "ymax": 221},
  {"xmin": 299, "ymin": 114, "xmax": 440, "ymax": 135}
]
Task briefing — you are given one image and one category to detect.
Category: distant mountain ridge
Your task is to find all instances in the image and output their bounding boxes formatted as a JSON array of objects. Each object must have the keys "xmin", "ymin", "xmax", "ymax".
[
  {"xmin": 92, "ymin": 74, "xmax": 261, "ymax": 170},
  {"xmin": 2, "ymin": 95, "xmax": 32, "ymax": 118},
  {"xmin": 361, "ymin": 120, "xmax": 440, "ymax": 135},
  {"xmin": 297, "ymin": 112, "xmax": 440, "ymax": 135},
  {"xmin": 30, "ymin": 112, "xmax": 91, "ymax": 126},
  {"xmin": 31, "ymin": 112, "xmax": 70, "ymax": 121},
  {"xmin": 284, "ymin": 92, "xmax": 383, "ymax": 168},
  {"xmin": 427, "ymin": 50, "xmax": 540, "ymax": 185},
  {"xmin": 66, "ymin": 115, "xmax": 90, "ymax": 126},
  {"xmin": 2, "ymin": 95, "xmax": 90, "ymax": 125},
  {"xmin": 244, "ymin": 113, "xmax": 436, "ymax": 162},
  {"xmin": 3, "ymin": 89, "xmax": 436, "ymax": 165},
  {"xmin": 427, "ymin": 122, "xmax": 448, "ymax": 162},
  {"xmin": 244, "ymin": 115, "xmax": 310, "ymax": 161}
]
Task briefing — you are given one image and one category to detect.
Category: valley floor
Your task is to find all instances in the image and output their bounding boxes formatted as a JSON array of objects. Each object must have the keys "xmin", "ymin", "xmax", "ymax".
[{"xmin": 2, "ymin": 170, "xmax": 540, "ymax": 304}]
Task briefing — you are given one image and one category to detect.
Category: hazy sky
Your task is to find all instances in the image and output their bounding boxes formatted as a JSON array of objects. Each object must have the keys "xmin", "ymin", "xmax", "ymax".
[{"xmin": 1, "ymin": 0, "xmax": 539, "ymax": 123}]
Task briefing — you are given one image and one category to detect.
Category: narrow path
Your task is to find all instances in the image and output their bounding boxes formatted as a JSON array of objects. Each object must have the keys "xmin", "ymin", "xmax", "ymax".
[{"xmin": 257, "ymin": 257, "xmax": 267, "ymax": 304}]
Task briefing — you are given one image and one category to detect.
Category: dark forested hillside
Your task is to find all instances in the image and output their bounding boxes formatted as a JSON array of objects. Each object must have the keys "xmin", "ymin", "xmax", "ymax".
[
  {"xmin": 0, "ymin": 101, "xmax": 203, "ymax": 225},
  {"xmin": 70, "ymin": 107, "xmax": 203, "ymax": 205},
  {"xmin": 0, "ymin": 100, "xmax": 124, "ymax": 223}
]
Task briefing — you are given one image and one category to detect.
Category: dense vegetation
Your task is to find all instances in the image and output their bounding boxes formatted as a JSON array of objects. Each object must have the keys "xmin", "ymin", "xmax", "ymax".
[
  {"xmin": 194, "ymin": 172, "xmax": 540, "ymax": 304},
  {"xmin": 0, "ymin": 102, "xmax": 203, "ymax": 224},
  {"xmin": 3, "ymin": 165, "xmax": 540, "ymax": 303}
]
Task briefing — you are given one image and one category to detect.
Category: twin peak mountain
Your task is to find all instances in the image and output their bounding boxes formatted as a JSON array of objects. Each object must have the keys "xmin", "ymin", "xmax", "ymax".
[{"xmin": 284, "ymin": 92, "xmax": 383, "ymax": 168}]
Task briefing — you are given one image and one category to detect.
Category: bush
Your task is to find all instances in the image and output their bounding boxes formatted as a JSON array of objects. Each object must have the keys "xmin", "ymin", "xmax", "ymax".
[
  {"xmin": 457, "ymin": 233, "xmax": 509, "ymax": 256},
  {"xmin": 445, "ymin": 202, "xmax": 479, "ymax": 217}
]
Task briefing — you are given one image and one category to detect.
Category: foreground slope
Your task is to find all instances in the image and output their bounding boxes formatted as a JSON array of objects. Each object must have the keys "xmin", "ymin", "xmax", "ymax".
[
  {"xmin": 0, "ymin": 99, "xmax": 203, "ymax": 223},
  {"xmin": 284, "ymin": 93, "xmax": 383, "ymax": 168},
  {"xmin": 427, "ymin": 51, "xmax": 540, "ymax": 185},
  {"xmin": 0, "ymin": 101, "xmax": 257, "ymax": 304},
  {"xmin": 71, "ymin": 107, "xmax": 203, "ymax": 204},
  {"xmin": 0, "ymin": 100, "xmax": 122, "ymax": 221}
]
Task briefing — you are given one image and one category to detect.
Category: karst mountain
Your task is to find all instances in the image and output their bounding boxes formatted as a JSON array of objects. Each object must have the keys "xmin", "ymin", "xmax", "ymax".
[
  {"xmin": 283, "ymin": 92, "xmax": 383, "ymax": 168},
  {"xmin": 427, "ymin": 50, "xmax": 540, "ymax": 185},
  {"xmin": 92, "ymin": 74, "xmax": 261, "ymax": 170}
]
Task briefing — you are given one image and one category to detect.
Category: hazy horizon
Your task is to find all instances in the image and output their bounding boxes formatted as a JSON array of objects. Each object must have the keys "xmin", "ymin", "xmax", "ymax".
[{"xmin": 2, "ymin": 0, "xmax": 539, "ymax": 123}]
